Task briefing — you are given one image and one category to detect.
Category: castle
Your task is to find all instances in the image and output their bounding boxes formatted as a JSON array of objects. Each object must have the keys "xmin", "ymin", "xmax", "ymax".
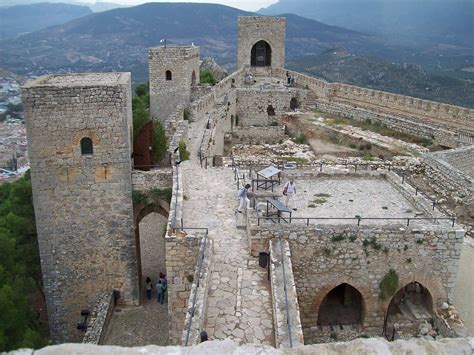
[{"xmin": 22, "ymin": 16, "xmax": 473, "ymax": 349}]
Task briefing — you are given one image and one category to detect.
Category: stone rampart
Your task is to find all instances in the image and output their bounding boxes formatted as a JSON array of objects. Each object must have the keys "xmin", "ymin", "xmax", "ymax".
[
  {"xmin": 271, "ymin": 68, "xmax": 474, "ymax": 148},
  {"xmin": 82, "ymin": 292, "xmax": 115, "ymax": 345},
  {"xmin": 131, "ymin": 168, "xmax": 173, "ymax": 192},
  {"xmin": 269, "ymin": 239, "xmax": 304, "ymax": 348},
  {"xmin": 248, "ymin": 222, "xmax": 463, "ymax": 341},
  {"xmin": 181, "ymin": 236, "xmax": 214, "ymax": 346}
]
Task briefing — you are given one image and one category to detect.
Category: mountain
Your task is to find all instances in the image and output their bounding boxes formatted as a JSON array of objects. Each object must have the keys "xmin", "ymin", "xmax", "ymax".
[
  {"xmin": 0, "ymin": 3, "xmax": 385, "ymax": 83},
  {"xmin": 287, "ymin": 49, "xmax": 474, "ymax": 108},
  {"xmin": 0, "ymin": 3, "xmax": 92, "ymax": 38},
  {"xmin": 0, "ymin": 0, "xmax": 126, "ymax": 12},
  {"xmin": 259, "ymin": 0, "xmax": 474, "ymax": 47}
]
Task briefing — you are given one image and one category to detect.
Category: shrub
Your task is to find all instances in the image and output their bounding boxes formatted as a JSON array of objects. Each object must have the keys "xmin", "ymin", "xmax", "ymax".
[
  {"xmin": 294, "ymin": 133, "xmax": 307, "ymax": 144},
  {"xmin": 132, "ymin": 190, "xmax": 148, "ymax": 205},
  {"xmin": 178, "ymin": 140, "xmax": 190, "ymax": 161},
  {"xmin": 270, "ymin": 121, "xmax": 279, "ymax": 126},
  {"xmin": 379, "ymin": 269, "xmax": 399, "ymax": 300},
  {"xmin": 331, "ymin": 234, "xmax": 346, "ymax": 242},
  {"xmin": 349, "ymin": 143, "xmax": 357, "ymax": 149},
  {"xmin": 200, "ymin": 69, "xmax": 216, "ymax": 85}
]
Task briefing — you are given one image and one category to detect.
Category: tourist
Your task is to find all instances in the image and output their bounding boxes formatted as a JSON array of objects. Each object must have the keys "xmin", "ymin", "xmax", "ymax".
[
  {"xmin": 283, "ymin": 178, "xmax": 297, "ymax": 211},
  {"xmin": 286, "ymin": 71, "xmax": 291, "ymax": 85},
  {"xmin": 200, "ymin": 330, "xmax": 209, "ymax": 342},
  {"xmin": 145, "ymin": 277, "xmax": 153, "ymax": 300},
  {"xmin": 237, "ymin": 184, "xmax": 251, "ymax": 213},
  {"xmin": 156, "ymin": 280, "xmax": 164, "ymax": 304},
  {"xmin": 160, "ymin": 272, "xmax": 168, "ymax": 303}
]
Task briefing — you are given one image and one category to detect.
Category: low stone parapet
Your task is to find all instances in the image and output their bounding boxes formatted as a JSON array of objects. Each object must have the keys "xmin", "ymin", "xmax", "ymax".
[
  {"xmin": 269, "ymin": 239, "xmax": 304, "ymax": 348},
  {"xmin": 181, "ymin": 235, "xmax": 214, "ymax": 346},
  {"xmin": 82, "ymin": 292, "xmax": 115, "ymax": 345}
]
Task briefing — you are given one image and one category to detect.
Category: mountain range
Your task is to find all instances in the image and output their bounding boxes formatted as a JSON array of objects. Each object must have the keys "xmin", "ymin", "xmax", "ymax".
[{"xmin": 0, "ymin": 2, "xmax": 384, "ymax": 82}]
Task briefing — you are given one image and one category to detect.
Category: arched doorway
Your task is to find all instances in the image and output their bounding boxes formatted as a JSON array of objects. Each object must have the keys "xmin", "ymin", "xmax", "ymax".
[
  {"xmin": 290, "ymin": 97, "xmax": 299, "ymax": 111},
  {"xmin": 384, "ymin": 282, "xmax": 434, "ymax": 340},
  {"xmin": 251, "ymin": 40, "xmax": 272, "ymax": 67},
  {"xmin": 134, "ymin": 201, "xmax": 169, "ymax": 303},
  {"xmin": 317, "ymin": 283, "xmax": 364, "ymax": 326},
  {"xmin": 267, "ymin": 104, "xmax": 275, "ymax": 116},
  {"xmin": 191, "ymin": 70, "xmax": 196, "ymax": 87}
]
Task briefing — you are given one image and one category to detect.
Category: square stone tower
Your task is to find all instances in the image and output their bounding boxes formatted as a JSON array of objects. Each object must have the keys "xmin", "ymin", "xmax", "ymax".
[
  {"xmin": 22, "ymin": 73, "xmax": 139, "ymax": 343},
  {"xmin": 237, "ymin": 16, "xmax": 286, "ymax": 69},
  {"xmin": 149, "ymin": 46, "xmax": 200, "ymax": 124}
]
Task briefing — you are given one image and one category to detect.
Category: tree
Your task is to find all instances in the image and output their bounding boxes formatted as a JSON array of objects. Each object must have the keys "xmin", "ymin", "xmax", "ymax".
[{"xmin": 200, "ymin": 69, "xmax": 216, "ymax": 85}]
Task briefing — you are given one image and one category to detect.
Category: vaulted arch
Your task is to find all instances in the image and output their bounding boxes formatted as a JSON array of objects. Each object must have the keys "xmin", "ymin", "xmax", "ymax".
[{"xmin": 317, "ymin": 283, "xmax": 365, "ymax": 325}]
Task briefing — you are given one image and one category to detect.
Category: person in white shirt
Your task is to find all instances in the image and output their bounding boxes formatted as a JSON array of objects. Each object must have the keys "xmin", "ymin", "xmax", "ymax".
[
  {"xmin": 237, "ymin": 184, "xmax": 251, "ymax": 213},
  {"xmin": 283, "ymin": 178, "xmax": 297, "ymax": 211}
]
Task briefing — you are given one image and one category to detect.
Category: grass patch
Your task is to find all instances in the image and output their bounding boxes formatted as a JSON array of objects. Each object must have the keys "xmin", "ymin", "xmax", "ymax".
[
  {"xmin": 294, "ymin": 133, "xmax": 307, "ymax": 144},
  {"xmin": 308, "ymin": 203, "xmax": 317, "ymax": 208},
  {"xmin": 349, "ymin": 235, "xmax": 357, "ymax": 242},
  {"xmin": 363, "ymin": 237, "xmax": 382, "ymax": 250},
  {"xmin": 331, "ymin": 234, "xmax": 346, "ymax": 242},
  {"xmin": 279, "ymin": 156, "xmax": 308, "ymax": 164},
  {"xmin": 314, "ymin": 193, "xmax": 331, "ymax": 198},
  {"xmin": 379, "ymin": 269, "xmax": 399, "ymax": 300},
  {"xmin": 312, "ymin": 198, "xmax": 327, "ymax": 205},
  {"xmin": 363, "ymin": 153, "xmax": 375, "ymax": 161}
]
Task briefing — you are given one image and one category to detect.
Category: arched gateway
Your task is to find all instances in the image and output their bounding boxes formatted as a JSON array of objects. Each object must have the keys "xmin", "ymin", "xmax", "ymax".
[{"xmin": 251, "ymin": 40, "xmax": 272, "ymax": 67}]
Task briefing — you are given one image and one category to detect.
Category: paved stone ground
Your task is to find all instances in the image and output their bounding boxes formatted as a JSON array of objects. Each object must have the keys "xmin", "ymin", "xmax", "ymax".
[
  {"xmin": 103, "ymin": 213, "xmax": 169, "ymax": 346},
  {"xmin": 102, "ymin": 300, "xmax": 169, "ymax": 346},
  {"xmin": 139, "ymin": 212, "xmax": 167, "ymax": 285},
  {"xmin": 180, "ymin": 118, "xmax": 275, "ymax": 346},
  {"xmin": 263, "ymin": 178, "xmax": 431, "ymax": 226}
]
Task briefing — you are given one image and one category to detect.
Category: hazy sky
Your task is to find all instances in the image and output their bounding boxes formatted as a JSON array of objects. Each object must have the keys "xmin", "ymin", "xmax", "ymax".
[{"xmin": 104, "ymin": 0, "xmax": 279, "ymax": 12}]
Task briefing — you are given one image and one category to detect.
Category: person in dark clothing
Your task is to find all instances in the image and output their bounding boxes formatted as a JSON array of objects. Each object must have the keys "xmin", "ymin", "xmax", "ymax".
[{"xmin": 145, "ymin": 277, "xmax": 152, "ymax": 300}]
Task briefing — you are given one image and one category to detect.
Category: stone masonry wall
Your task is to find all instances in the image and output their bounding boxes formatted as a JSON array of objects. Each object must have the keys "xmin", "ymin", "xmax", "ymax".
[
  {"xmin": 269, "ymin": 239, "xmax": 304, "ymax": 348},
  {"xmin": 166, "ymin": 234, "xmax": 201, "ymax": 344},
  {"xmin": 249, "ymin": 223, "xmax": 463, "ymax": 343},
  {"xmin": 181, "ymin": 236, "xmax": 214, "ymax": 346},
  {"xmin": 149, "ymin": 46, "xmax": 200, "ymax": 124},
  {"xmin": 237, "ymin": 16, "xmax": 286, "ymax": 69},
  {"xmin": 271, "ymin": 68, "xmax": 474, "ymax": 148},
  {"xmin": 131, "ymin": 168, "xmax": 173, "ymax": 192},
  {"xmin": 22, "ymin": 73, "xmax": 139, "ymax": 343},
  {"xmin": 236, "ymin": 88, "xmax": 294, "ymax": 126},
  {"xmin": 231, "ymin": 126, "xmax": 286, "ymax": 145}
]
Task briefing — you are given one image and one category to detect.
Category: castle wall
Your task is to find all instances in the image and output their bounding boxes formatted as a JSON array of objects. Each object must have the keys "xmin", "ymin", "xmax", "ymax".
[
  {"xmin": 22, "ymin": 73, "xmax": 139, "ymax": 343},
  {"xmin": 249, "ymin": 223, "xmax": 463, "ymax": 343},
  {"xmin": 237, "ymin": 16, "xmax": 286, "ymax": 69},
  {"xmin": 149, "ymin": 46, "xmax": 200, "ymax": 126},
  {"xmin": 271, "ymin": 68, "xmax": 474, "ymax": 148}
]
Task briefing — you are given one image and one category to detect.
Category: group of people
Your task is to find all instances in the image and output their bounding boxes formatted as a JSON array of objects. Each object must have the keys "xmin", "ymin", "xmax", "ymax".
[
  {"xmin": 145, "ymin": 273, "xmax": 168, "ymax": 304},
  {"xmin": 237, "ymin": 178, "xmax": 298, "ymax": 212},
  {"xmin": 286, "ymin": 71, "xmax": 297, "ymax": 86}
]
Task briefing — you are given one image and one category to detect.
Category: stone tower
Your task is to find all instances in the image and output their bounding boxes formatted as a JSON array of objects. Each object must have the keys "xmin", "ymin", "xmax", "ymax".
[
  {"xmin": 149, "ymin": 46, "xmax": 200, "ymax": 125},
  {"xmin": 22, "ymin": 73, "xmax": 139, "ymax": 343},
  {"xmin": 237, "ymin": 16, "xmax": 286, "ymax": 69}
]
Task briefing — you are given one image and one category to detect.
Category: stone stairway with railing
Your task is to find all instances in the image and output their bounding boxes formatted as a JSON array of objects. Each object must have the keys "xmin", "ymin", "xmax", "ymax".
[{"xmin": 179, "ymin": 115, "xmax": 275, "ymax": 345}]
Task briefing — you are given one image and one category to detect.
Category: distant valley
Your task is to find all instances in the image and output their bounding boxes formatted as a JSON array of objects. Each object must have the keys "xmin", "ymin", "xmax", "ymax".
[{"xmin": 0, "ymin": 2, "xmax": 472, "ymax": 107}]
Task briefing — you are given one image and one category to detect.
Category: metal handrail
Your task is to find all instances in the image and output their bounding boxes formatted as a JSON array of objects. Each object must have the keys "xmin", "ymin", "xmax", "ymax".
[
  {"xmin": 279, "ymin": 237, "xmax": 293, "ymax": 347},
  {"xmin": 257, "ymin": 216, "xmax": 456, "ymax": 227},
  {"xmin": 183, "ymin": 226, "xmax": 209, "ymax": 346}
]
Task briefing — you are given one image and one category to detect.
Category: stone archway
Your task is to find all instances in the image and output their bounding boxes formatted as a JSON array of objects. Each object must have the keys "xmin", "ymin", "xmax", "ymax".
[
  {"xmin": 251, "ymin": 40, "xmax": 272, "ymax": 67},
  {"xmin": 134, "ymin": 200, "xmax": 169, "ymax": 303},
  {"xmin": 317, "ymin": 283, "xmax": 365, "ymax": 326},
  {"xmin": 383, "ymin": 281, "xmax": 435, "ymax": 340}
]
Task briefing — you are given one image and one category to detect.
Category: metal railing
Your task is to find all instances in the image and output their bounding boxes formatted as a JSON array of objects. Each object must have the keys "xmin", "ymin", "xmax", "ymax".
[
  {"xmin": 182, "ymin": 226, "xmax": 209, "ymax": 346},
  {"xmin": 278, "ymin": 237, "xmax": 293, "ymax": 347},
  {"xmin": 257, "ymin": 216, "xmax": 456, "ymax": 227}
]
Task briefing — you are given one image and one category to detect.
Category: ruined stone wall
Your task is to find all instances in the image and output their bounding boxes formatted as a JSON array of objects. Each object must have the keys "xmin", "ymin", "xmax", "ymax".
[
  {"xmin": 272, "ymin": 68, "xmax": 474, "ymax": 148},
  {"xmin": 131, "ymin": 168, "xmax": 173, "ymax": 192},
  {"xmin": 431, "ymin": 146, "xmax": 474, "ymax": 177},
  {"xmin": 149, "ymin": 46, "xmax": 200, "ymax": 124},
  {"xmin": 231, "ymin": 126, "xmax": 286, "ymax": 145},
  {"xmin": 237, "ymin": 17, "xmax": 286, "ymax": 69},
  {"xmin": 22, "ymin": 73, "xmax": 138, "ymax": 343},
  {"xmin": 236, "ymin": 88, "xmax": 294, "ymax": 126},
  {"xmin": 248, "ymin": 222, "xmax": 463, "ymax": 342}
]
